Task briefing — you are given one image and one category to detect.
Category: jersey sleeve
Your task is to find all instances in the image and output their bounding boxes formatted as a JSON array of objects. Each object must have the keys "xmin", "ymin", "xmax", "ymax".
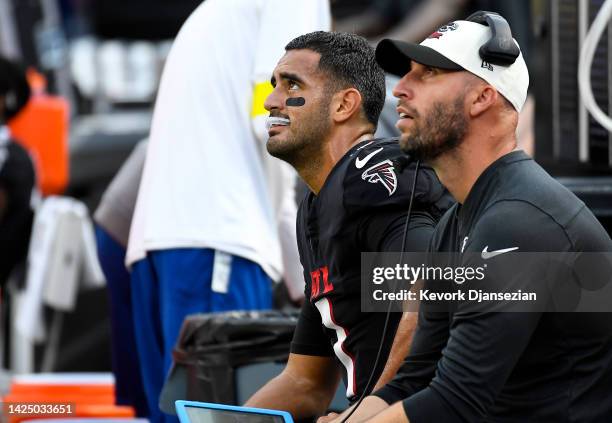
[
  {"xmin": 344, "ymin": 141, "xmax": 445, "ymax": 253},
  {"xmin": 376, "ymin": 201, "xmax": 573, "ymax": 422},
  {"xmin": 343, "ymin": 141, "xmax": 450, "ymax": 217},
  {"xmin": 290, "ymin": 298, "xmax": 334, "ymax": 357}
]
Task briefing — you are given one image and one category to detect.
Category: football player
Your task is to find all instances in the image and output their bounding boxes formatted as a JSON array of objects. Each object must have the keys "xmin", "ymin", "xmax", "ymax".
[{"xmin": 246, "ymin": 31, "xmax": 452, "ymax": 420}]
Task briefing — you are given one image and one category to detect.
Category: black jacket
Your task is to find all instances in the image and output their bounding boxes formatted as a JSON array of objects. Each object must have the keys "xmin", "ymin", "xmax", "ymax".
[{"xmin": 375, "ymin": 151, "xmax": 612, "ymax": 423}]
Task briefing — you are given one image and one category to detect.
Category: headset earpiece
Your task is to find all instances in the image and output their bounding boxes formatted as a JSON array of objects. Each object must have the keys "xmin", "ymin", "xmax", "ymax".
[{"xmin": 466, "ymin": 11, "xmax": 520, "ymax": 66}]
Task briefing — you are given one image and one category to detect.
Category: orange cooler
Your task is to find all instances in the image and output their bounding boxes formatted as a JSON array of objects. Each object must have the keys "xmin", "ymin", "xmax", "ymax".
[{"xmin": 8, "ymin": 70, "xmax": 69, "ymax": 196}]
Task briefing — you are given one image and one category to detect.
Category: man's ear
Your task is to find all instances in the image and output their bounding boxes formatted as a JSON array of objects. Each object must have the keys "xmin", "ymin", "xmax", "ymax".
[
  {"xmin": 468, "ymin": 84, "xmax": 498, "ymax": 118},
  {"xmin": 330, "ymin": 88, "xmax": 362, "ymax": 124}
]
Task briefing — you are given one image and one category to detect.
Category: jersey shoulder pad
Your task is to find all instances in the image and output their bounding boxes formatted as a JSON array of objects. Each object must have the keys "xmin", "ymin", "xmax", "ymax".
[{"xmin": 342, "ymin": 138, "xmax": 413, "ymax": 209}]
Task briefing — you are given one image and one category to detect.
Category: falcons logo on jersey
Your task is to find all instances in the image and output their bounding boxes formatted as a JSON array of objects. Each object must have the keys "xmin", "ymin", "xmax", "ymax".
[{"xmin": 361, "ymin": 159, "xmax": 398, "ymax": 196}]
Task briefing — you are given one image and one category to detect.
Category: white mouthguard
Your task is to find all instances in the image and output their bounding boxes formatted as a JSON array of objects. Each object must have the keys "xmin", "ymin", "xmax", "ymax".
[{"xmin": 266, "ymin": 117, "xmax": 290, "ymax": 131}]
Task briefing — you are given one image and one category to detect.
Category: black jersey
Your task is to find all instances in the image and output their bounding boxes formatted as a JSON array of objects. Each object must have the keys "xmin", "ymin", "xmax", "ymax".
[
  {"xmin": 290, "ymin": 138, "xmax": 452, "ymax": 401},
  {"xmin": 375, "ymin": 151, "xmax": 612, "ymax": 422}
]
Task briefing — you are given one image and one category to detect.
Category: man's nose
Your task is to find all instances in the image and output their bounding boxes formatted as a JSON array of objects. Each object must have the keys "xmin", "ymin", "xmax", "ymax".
[
  {"xmin": 264, "ymin": 87, "xmax": 282, "ymax": 112},
  {"xmin": 392, "ymin": 73, "xmax": 415, "ymax": 100}
]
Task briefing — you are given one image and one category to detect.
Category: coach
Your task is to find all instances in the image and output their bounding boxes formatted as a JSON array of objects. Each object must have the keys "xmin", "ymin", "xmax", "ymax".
[{"xmin": 324, "ymin": 12, "xmax": 612, "ymax": 423}]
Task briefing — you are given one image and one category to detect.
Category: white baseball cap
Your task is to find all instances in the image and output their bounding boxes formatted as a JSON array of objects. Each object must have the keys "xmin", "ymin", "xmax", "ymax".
[{"xmin": 375, "ymin": 20, "xmax": 529, "ymax": 112}]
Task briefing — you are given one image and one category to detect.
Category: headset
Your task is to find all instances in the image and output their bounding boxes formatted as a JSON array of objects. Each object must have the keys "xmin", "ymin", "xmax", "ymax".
[
  {"xmin": 466, "ymin": 11, "xmax": 520, "ymax": 66},
  {"xmin": 341, "ymin": 11, "xmax": 518, "ymax": 422}
]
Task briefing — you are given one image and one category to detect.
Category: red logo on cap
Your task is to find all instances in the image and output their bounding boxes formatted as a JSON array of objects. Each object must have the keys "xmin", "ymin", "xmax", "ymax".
[{"xmin": 427, "ymin": 22, "xmax": 458, "ymax": 39}]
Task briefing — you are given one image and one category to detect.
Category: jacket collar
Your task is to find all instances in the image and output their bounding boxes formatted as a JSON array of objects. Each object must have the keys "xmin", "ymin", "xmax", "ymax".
[{"xmin": 458, "ymin": 150, "xmax": 531, "ymax": 224}]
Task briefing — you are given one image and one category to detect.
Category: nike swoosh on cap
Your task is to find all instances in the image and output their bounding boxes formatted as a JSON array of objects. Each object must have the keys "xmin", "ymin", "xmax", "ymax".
[
  {"xmin": 355, "ymin": 147, "xmax": 384, "ymax": 169},
  {"xmin": 481, "ymin": 246, "xmax": 519, "ymax": 259}
]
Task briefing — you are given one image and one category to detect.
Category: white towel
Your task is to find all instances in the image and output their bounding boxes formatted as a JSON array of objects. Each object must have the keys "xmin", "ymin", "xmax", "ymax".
[{"xmin": 15, "ymin": 196, "xmax": 104, "ymax": 342}]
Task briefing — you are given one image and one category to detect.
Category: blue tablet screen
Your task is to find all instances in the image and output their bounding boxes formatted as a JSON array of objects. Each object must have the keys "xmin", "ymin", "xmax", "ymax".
[{"xmin": 185, "ymin": 406, "xmax": 286, "ymax": 423}]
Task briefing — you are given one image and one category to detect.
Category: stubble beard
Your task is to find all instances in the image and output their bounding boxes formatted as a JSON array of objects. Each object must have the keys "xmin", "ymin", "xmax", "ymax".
[{"xmin": 399, "ymin": 95, "xmax": 468, "ymax": 163}]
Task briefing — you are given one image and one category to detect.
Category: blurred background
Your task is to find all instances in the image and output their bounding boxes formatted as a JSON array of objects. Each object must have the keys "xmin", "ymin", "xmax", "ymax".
[{"xmin": 0, "ymin": 0, "xmax": 611, "ymax": 402}]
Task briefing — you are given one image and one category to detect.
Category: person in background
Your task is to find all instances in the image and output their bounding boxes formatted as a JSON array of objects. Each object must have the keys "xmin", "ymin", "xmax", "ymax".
[
  {"xmin": 0, "ymin": 56, "xmax": 36, "ymax": 289},
  {"xmin": 93, "ymin": 140, "xmax": 148, "ymax": 417},
  {"xmin": 125, "ymin": 1, "xmax": 331, "ymax": 422}
]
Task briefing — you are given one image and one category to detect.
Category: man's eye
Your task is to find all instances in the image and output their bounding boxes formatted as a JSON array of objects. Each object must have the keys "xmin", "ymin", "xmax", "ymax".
[{"xmin": 289, "ymin": 81, "xmax": 299, "ymax": 90}]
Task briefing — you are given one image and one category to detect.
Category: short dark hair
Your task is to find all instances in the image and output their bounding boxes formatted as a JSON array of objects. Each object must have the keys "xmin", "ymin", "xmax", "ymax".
[{"xmin": 285, "ymin": 31, "xmax": 385, "ymax": 128}]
